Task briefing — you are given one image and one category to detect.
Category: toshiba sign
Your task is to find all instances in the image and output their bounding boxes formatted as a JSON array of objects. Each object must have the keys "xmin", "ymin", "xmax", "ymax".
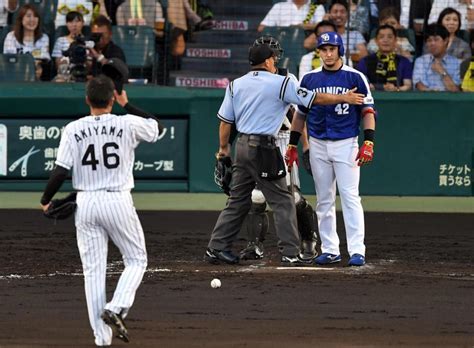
[
  {"xmin": 186, "ymin": 48, "xmax": 232, "ymax": 59},
  {"xmin": 212, "ymin": 20, "xmax": 248, "ymax": 31}
]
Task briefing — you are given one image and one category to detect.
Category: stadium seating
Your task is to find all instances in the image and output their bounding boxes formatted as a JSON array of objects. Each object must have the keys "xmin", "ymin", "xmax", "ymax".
[
  {"xmin": 112, "ymin": 26, "xmax": 157, "ymax": 81},
  {"xmin": 0, "ymin": 54, "xmax": 36, "ymax": 81}
]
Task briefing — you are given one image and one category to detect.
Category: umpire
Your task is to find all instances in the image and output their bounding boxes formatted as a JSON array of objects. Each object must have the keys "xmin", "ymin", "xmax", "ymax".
[{"xmin": 205, "ymin": 43, "xmax": 364, "ymax": 265}]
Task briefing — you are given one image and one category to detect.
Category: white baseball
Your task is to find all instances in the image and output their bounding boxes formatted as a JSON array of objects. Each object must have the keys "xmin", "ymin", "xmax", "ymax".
[{"xmin": 210, "ymin": 278, "xmax": 221, "ymax": 289}]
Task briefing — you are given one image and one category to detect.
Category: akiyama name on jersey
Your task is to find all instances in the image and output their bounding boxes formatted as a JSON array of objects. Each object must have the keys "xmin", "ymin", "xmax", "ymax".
[
  {"xmin": 313, "ymin": 86, "xmax": 350, "ymax": 95},
  {"xmin": 56, "ymin": 114, "xmax": 159, "ymax": 192},
  {"xmin": 73, "ymin": 125, "xmax": 124, "ymax": 142}
]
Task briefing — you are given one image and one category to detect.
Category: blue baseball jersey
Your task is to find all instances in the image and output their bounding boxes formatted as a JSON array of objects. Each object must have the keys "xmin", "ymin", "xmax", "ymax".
[
  {"xmin": 298, "ymin": 65, "xmax": 375, "ymax": 140},
  {"xmin": 217, "ymin": 70, "xmax": 316, "ymax": 136}
]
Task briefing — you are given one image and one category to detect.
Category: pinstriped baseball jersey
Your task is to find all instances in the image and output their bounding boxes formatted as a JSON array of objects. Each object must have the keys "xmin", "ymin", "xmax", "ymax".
[
  {"xmin": 58, "ymin": 112, "xmax": 158, "ymax": 345},
  {"xmin": 56, "ymin": 114, "xmax": 159, "ymax": 191}
]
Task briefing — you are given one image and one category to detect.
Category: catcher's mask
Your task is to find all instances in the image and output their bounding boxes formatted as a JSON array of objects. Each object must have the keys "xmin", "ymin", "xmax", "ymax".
[{"xmin": 253, "ymin": 35, "xmax": 283, "ymax": 64}]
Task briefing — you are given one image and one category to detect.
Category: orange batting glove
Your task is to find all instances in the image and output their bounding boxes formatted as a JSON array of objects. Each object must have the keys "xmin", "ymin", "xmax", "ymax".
[
  {"xmin": 356, "ymin": 140, "xmax": 374, "ymax": 166},
  {"xmin": 285, "ymin": 145, "xmax": 298, "ymax": 170}
]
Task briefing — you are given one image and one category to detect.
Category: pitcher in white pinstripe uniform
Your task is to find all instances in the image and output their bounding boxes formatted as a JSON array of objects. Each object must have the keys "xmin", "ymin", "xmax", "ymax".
[{"xmin": 40, "ymin": 75, "xmax": 162, "ymax": 346}]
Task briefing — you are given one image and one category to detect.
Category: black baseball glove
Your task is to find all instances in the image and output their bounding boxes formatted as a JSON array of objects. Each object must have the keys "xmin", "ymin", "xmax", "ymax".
[
  {"xmin": 302, "ymin": 149, "xmax": 312, "ymax": 176},
  {"xmin": 214, "ymin": 155, "xmax": 232, "ymax": 195},
  {"xmin": 44, "ymin": 192, "xmax": 77, "ymax": 220}
]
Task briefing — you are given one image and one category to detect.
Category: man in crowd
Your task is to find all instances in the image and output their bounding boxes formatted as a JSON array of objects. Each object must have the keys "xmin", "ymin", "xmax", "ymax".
[
  {"xmin": 88, "ymin": 15, "xmax": 126, "ymax": 77},
  {"xmin": 357, "ymin": 24, "xmax": 413, "ymax": 91},
  {"xmin": 303, "ymin": 0, "xmax": 368, "ymax": 63},
  {"xmin": 413, "ymin": 24, "xmax": 461, "ymax": 91},
  {"xmin": 258, "ymin": 0, "xmax": 326, "ymax": 32}
]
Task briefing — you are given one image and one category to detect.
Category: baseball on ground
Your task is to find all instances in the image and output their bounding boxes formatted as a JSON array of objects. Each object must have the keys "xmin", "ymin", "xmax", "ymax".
[{"xmin": 210, "ymin": 278, "xmax": 221, "ymax": 288}]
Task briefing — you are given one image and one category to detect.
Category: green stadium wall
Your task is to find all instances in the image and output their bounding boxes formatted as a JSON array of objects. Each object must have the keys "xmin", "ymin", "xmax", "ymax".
[{"xmin": 0, "ymin": 83, "xmax": 472, "ymax": 196}]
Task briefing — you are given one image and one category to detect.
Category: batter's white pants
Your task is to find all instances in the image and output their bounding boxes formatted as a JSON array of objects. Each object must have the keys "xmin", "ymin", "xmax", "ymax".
[
  {"xmin": 309, "ymin": 136, "xmax": 366, "ymax": 257},
  {"xmin": 75, "ymin": 191, "xmax": 147, "ymax": 346}
]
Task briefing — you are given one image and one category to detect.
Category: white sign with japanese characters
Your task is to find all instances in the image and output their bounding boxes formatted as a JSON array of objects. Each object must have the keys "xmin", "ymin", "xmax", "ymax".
[
  {"xmin": 1, "ymin": 119, "xmax": 188, "ymax": 179},
  {"xmin": 438, "ymin": 163, "xmax": 471, "ymax": 187}
]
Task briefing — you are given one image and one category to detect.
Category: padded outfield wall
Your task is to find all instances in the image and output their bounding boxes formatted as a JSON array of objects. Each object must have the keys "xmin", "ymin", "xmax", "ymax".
[{"xmin": 0, "ymin": 83, "xmax": 472, "ymax": 196}]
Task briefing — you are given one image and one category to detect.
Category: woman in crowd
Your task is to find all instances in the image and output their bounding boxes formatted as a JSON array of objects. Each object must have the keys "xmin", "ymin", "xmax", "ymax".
[
  {"xmin": 3, "ymin": 4, "xmax": 50, "ymax": 80},
  {"xmin": 52, "ymin": 11, "xmax": 85, "ymax": 68},
  {"xmin": 437, "ymin": 7, "xmax": 471, "ymax": 60}
]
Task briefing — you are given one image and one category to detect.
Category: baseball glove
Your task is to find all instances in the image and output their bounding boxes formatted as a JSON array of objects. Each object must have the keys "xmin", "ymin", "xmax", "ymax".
[
  {"xmin": 44, "ymin": 192, "xmax": 77, "ymax": 220},
  {"xmin": 214, "ymin": 155, "xmax": 232, "ymax": 196},
  {"xmin": 302, "ymin": 149, "xmax": 312, "ymax": 176}
]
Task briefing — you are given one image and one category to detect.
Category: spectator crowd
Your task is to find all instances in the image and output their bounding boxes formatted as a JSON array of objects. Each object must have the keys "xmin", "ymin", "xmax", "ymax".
[
  {"xmin": 0, "ymin": 0, "xmax": 210, "ymax": 82},
  {"xmin": 0, "ymin": 0, "xmax": 473, "ymax": 91},
  {"xmin": 257, "ymin": 0, "xmax": 474, "ymax": 92}
]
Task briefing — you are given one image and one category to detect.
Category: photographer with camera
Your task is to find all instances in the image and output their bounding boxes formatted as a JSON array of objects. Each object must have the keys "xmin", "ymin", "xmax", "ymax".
[{"xmin": 88, "ymin": 15, "xmax": 126, "ymax": 77}]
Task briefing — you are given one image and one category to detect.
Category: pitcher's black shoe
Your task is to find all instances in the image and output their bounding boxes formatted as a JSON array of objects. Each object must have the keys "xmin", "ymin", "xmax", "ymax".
[
  {"xmin": 101, "ymin": 309, "xmax": 129, "ymax": 343},
  {"xmin": 204, "ymin": 248, "xmax": 239, "ymax": 265}
]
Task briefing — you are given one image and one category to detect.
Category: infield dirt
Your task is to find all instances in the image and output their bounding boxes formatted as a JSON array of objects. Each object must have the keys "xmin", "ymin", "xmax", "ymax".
[{"xmin": 0, "ymin": 210, "xmax": 473, "ymax": 347}]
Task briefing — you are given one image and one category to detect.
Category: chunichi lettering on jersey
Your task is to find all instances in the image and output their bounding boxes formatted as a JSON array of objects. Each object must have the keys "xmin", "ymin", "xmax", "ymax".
[
  {"xmin": 74, "ymin": 126, "xmax": 124, "ymax": 142},
  {"xmin": 314, "ymin": 86, "xmax": 350, "ymax": 94}
]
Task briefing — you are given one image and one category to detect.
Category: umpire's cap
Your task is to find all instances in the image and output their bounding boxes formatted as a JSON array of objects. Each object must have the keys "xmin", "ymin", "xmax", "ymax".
[
  {"xmin": 249, "ymin": 44, "xmax": 275, "ymax": 66},
  {"xmin": 102, "ymin": 58, "xmax": 129, "ymax": 93},
  {"xmin": 317, "ymin": 31, "xmax": 345, "ymax": 57}
]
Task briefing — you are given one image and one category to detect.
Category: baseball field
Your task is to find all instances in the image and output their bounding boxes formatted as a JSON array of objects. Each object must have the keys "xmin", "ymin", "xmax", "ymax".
[{"xmin": 0, "ymin": 193, "xmax": 473, "ymax": 347}]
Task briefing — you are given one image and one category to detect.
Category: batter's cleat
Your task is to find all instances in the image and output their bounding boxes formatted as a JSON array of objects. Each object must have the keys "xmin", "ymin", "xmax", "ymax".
[
  {"xmin": 314, "ymin": 253, "xmax": 341, "ymax": 265},
  {"xmin": 280, "ymin": 254, "xmax": 307, "ymax": 266},
  {"xmin": 101, "ymin": 309, "xmax": 129, "ymax": 343},
  {"xmin": 204, "ymin": 248, "xmax": 240, "ymax": 265},
  {"xmin": 240, "ymin": 242, "xmax": 264, "ymax": 260},
  {"xmin": 348, "ymin": 253, "xmax": 366, "ymax": 266}
]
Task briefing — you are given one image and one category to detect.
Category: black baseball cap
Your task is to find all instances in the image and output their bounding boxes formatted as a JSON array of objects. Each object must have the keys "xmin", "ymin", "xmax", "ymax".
[{"xmin": 248, "ymin": 44, "xmax": 275, "ymax": 66}]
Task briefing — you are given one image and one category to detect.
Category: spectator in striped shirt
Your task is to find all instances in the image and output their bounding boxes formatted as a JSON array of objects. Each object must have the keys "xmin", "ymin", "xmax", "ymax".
[
  {"xmin": 3, "ymin": 4, "xmax": 50, "ymax": 80},
  {"xmin": 52, "ymin": 11, "xmax": 85, "ymax": 69}
]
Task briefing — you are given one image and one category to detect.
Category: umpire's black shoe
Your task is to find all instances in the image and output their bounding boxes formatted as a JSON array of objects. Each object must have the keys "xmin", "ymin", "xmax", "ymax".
[
  {"xmin": 205, "ymin": 248, "xmax": 239, "ymax": 265},
  {"xmin": 101, "ymin": 309, "xmax": 129, "ymax": 343},
  {"xmin": 280, "ymin": 254, "xmax": 307, "ymax": 266}
]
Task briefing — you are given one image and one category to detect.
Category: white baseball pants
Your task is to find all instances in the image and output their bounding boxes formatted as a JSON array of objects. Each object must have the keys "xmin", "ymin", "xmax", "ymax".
[
  {"xmin": 75, "ymin": 191, "xmax": 147, "ymax": 346},
  {"xmin": 309, "ymin": 136, "xmax": 366, "ymax": 257}
]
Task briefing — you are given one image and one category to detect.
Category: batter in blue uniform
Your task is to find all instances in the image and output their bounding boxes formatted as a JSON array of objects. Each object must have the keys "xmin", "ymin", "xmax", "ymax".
[{"xmin": 286, "ymin": 32, "xmax": 376, "ymax": 266}]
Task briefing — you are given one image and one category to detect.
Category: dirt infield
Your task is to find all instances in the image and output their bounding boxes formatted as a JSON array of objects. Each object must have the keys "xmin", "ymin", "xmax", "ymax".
[{"xmin": 0, "ymin": 210, "xmax": 473, "ymax": 347}]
